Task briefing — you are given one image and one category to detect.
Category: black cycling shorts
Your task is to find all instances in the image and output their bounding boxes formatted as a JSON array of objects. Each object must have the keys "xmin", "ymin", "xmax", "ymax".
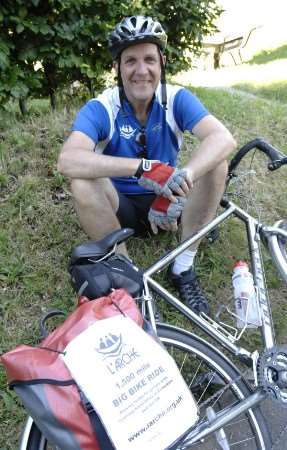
[{"xmin": 116, "ymin": 192, "xmax": 156, "ymax": 236}]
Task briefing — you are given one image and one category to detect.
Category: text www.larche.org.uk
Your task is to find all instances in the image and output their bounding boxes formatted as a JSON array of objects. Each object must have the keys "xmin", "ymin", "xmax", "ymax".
[{"xmin": 127, "ymin": 395, "xmax": 183, "ymax": 443}]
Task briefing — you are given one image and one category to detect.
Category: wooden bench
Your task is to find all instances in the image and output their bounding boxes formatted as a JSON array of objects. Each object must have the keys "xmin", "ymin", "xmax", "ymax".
[{"xmin": 202, "ymin": 27, "xmax": 259, "ymax": 69}]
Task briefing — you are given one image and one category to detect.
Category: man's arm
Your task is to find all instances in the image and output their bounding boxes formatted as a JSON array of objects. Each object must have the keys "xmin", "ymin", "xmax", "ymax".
[
  {"xmin": 57, "ymin": 131, "xmax": 141, "ymax": 179},
  {"xmin": 184, "ymin": 115, "xmax": 236, "ymax": 183}
]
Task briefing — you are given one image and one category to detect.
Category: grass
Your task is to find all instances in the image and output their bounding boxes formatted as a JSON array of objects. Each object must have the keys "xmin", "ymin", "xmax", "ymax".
[
  {"xmin": 1, "ymin": 46, "xmax": 287, "ymax": 448},
  {"xmin": 248, "ymin": 43, "xmax": 287, "ymax": 65},
  {"xmin": 234, "ymin": 79, "xmax": 287, "ymax": 104},
  {"xmin": 233, "ymin": 45, "xmax": 287, "ymax": 104}
]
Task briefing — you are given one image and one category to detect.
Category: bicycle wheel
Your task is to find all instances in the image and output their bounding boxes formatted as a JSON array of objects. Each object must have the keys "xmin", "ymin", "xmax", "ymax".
[
  {"xmin": 20, "ymin": 326, "xmax": 271, "ymax": 450},
  {"xmin": 19, "ymin": 416, "xmax": 60, "ymax": 450},
  {"xmin": 157, "ymin": 324, "xmax": 271, "ymax": 449},
  {"xmin": 268, "ymin": 219, "xmax": 287, "ymax": 283}
]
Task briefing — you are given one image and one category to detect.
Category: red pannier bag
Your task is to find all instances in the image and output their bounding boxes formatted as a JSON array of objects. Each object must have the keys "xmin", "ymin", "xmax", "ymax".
[{"xmin": 1, "ymin": 289, "xmax": 144, "ymax": 450}]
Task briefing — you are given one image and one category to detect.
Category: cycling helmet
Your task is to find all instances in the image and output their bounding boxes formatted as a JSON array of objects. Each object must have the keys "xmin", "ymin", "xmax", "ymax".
[{"xmin": 108, "ymin": 16, "xmax": 167, "ymax": 60}]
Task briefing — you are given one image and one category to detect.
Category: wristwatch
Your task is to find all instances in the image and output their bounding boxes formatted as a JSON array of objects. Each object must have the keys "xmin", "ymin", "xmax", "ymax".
[{"xmin": 134, "ymin": 159, "xmax": 154, "ymax": 178}]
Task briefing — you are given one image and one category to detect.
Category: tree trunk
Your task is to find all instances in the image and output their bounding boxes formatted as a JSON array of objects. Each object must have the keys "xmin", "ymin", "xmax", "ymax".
[
  {"xmin": 43, "ymin": 63, "xmax": 57, "ymax": 110},
  {"xmin": 87, "ymin": 79, "xmax": 94, "ymax": 97},
  {"xmin": 19, "ymin": 98, "xmax": 27, "ymax": 115},
  {"xmin": 50, "ymin": 92, "xmax": 56, "ymax": 110}
]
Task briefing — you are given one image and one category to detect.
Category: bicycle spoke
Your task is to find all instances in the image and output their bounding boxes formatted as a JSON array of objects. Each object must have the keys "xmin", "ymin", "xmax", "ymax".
[
  {"xmin": 178, "ymin": 350, "xmax": 189, "ymax": 373},
  {"xmin": 158, "ymin": 328, "xmax": 270, "ymax": 449},
  {"xmin": 188, "ymin": 362, "xmax": 203, "ymax": 389},
  {"xmin": 229, "ymin": 436, "xmax": 258, "ymax": 447}
]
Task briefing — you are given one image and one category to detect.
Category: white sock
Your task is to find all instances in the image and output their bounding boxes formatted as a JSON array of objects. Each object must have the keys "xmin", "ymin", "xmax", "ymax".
[{"xmin": 172, "ymin": 250, "xmax": 197, "ymax": 275}]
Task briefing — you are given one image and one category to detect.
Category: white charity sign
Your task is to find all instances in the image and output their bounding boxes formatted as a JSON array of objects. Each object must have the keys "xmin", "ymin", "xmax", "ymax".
[{"xmin": 62, "ymin": 315, "xmax": 198, "ymax": 450}]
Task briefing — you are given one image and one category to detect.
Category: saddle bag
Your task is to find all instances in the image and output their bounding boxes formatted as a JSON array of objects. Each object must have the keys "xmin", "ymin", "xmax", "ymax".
[
  {"xmin": 68, "ymin": 254, "xmax": 143, "ymax": 299},
  {"xmin": 1, "ymin": 289, "xmax": 143, "ymax": 450}
]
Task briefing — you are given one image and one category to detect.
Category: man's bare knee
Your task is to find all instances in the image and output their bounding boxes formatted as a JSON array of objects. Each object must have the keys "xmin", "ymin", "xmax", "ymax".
[
  {"xmin": 70, "ymin": 177, "xmax": 123, "ymax": 243},
  {"xmin": 71, "ymin": 178, "xmax": 118, "ymax": 210},
  {"xmin": 206, "ymin": 160, "xmax": 228, "ymax": 186},
  {"xmin": 191, "ymin": 161, "xmax": 228, "ymax": 200},
  {"xmin": 181, "ymin": 160, "xmax": 228, "ymax": 241},
  {"xmin": 214, "ymin": 160, "xmax": 228, "ymax": 178},
  {"xmin": 71, "ymin": 179, "xmax": 96, "ymax": 205}
]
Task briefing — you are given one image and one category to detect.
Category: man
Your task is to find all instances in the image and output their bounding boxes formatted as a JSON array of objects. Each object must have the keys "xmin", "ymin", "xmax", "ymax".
[{"xmin": 57, "ymin": 16, "xmax": 236, "ymax": 315}]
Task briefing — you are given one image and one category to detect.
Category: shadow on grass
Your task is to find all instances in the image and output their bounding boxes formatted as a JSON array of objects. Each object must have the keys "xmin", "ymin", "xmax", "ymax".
[
  {"xmin": 247, "ymin": 44, "xmax": 287, "ymax": 65},
  {"xmin": 233, "ymin": 80, "xmax": 287, "ymax": 104}
]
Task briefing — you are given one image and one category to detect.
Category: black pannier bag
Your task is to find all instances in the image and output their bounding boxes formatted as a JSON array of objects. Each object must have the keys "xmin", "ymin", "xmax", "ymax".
[{"xmin": 68, "ymin": 254, "xmax": 143, "ymax": 300}]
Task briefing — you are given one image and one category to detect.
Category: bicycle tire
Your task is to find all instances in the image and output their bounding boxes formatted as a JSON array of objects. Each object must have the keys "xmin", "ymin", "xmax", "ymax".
[
  {"xmin": 268, "ymin": 219, "xmax": 287, "ymax": 283},
  {"xmin": 19, "ymin": 418, "xmax": 57, "ymax": 450},
  {"xmin": 157, "ymin": 324, "xmax": 271, "ymax": 449},
  {"xmin": 19, "ymin": 325, "xmax": 271, "ymax": 450}
]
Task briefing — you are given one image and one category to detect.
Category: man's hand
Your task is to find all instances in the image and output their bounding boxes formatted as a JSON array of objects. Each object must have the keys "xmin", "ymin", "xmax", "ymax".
[
  {"xmin": 137, "ymin": 161, "xmax": 192, "ymax": 202},
  {"xmin": 148, "ymin": 196, "xmax": 186, "ymax": 234}
]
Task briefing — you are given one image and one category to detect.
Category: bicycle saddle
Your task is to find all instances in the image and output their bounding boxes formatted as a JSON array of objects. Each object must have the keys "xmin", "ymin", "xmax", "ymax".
[{"xmin": 69, "ymin": 228, "xmax": 134, "ymax": 265}]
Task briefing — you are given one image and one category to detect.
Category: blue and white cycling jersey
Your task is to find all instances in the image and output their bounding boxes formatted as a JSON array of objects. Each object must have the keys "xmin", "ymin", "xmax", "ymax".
[{"xmin": 72, "ymin": 83, "xmax": 209, "ymax": 194}]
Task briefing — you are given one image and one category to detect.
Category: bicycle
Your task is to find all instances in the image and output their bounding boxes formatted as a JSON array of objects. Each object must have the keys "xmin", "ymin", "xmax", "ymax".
[{"xmin": 19, "ymin": 138, "xmax": 287, "ymax": 449}]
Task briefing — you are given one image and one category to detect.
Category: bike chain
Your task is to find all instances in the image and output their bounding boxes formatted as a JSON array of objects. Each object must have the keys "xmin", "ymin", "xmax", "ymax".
[
  {"xmin": 197, "ymin": 369, "xmax": 248, "ymax": 411},
  {"xmin": 196, "ymin": 368, "xmax": 287, "ymax": 449}
]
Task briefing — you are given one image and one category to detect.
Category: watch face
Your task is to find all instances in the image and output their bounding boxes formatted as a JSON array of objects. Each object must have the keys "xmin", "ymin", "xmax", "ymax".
[{"xmin": 142, "ymin": 159, "xmax": 153, "ymax": 171}]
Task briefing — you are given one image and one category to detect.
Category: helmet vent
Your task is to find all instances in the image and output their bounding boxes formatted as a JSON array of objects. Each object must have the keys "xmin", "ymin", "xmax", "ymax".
[
  {"xmin": 140, "ymin": 20, "xmax": 149, "ymax": 33},
  {"xmin": 154, "ymin": 24, "xmax": 162, "ymax": 34},
  {"xmin": 120, "ymin": 26, "xmax": 131, "ymax": 36}
]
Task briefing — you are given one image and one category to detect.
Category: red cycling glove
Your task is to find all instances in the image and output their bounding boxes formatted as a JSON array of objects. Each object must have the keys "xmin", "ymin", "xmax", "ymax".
[
  {"xmin": 137, "ymin": 160, "xmax": 190, "ymax": 200},
  {"xmin": 148, "ymin": 195, "xmax": 186, "ymax": 234}
]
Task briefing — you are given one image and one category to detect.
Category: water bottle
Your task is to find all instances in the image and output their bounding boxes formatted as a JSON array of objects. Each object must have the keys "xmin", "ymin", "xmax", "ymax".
[{"xmin": 232, "ymin": 261, "xmax": 261, "ymax": 328}]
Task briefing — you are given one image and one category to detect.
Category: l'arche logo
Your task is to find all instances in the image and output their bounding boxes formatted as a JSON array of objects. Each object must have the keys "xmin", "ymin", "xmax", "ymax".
[
  {"xmin": 120, "ymin": 124, "xmax": 136, "ymax": 139},
  {"xmin": 95, "ymin": 332, "xmax": 140, "ymax": 375}
]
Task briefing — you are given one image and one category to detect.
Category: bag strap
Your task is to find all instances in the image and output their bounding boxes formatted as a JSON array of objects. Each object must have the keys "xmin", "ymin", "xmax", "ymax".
[
  {"xmin": 39, "ymin": 310, "xmax": 66, "ymax": 339},
  {"xmin": 79, "ymin": 390, "xmax": 114, "ymax": 449}
]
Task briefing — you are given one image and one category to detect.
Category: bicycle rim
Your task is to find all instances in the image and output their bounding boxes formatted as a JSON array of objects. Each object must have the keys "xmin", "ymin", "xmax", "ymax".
[
  {"xmin": 20, "ymin": 418, "xmax": 60, "ymax": 450},
  {"xmin": 157, "ymin": 325, "xmax": 271, "ymax": 450},
  {"xmin": 268, "ymin": 219, "xmax": 287, "ymax": 283}
]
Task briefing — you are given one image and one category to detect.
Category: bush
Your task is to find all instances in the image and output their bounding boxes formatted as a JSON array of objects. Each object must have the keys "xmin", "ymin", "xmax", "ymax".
[{"xmin": 0, "ymin": 0, "xmax": 222, "ymax": 111}]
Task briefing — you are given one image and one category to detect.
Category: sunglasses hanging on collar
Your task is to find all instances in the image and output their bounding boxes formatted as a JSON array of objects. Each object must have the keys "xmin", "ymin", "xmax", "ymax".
[{"xmin": 135, "ymin": 128, "xmax": 148, "ymax": 159}]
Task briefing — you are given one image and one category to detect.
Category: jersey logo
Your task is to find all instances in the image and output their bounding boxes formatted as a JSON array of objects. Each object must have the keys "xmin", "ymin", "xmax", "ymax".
[
  {"xmin": 120, "ymin": 125, "xmax": 136, "ymax": 139},
  {"xmin": 151, "ymin": 123, "xmax": 162, "ymax": 132}
]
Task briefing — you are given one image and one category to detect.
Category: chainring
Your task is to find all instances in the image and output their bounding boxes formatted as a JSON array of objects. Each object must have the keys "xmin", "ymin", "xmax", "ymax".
[{"xmin": 257, "ymin": 345, "xmax": 287, "ymax": 406}]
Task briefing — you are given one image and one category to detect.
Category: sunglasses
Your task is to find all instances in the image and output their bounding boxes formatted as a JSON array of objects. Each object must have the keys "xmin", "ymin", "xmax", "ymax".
[{"xmin": 135, "ymin": 128, "xmax": 147, "ymax": 159}]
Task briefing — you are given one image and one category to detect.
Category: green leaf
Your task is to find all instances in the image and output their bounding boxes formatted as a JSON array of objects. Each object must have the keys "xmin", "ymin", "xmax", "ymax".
[
  {"xmin": 0, "ymin": 52, "xmax": 9, "ymax": 70},
  {"xmin": 40, "ymin": 24, "xmax": 52, "ymax": 35},
  {"xmin": 18, "ymin": 47, "xmax": 37, "ymax": 61},
  {"xmin": 0, "ymin": 42, "xmax": 11, "ymax": 54},
  {"xmin": 19, "ymin": 7, "xmax": 28, "ymax": 19},
  {"xmin": 11, "ymin": 84, "xmax": 29, "ymax": 99},
  {"xmin": 16, "ymin": 23, "xmax": 24, "ymax": 34},
  {"xmin": 24, "ymin": 21, "xmax": 39, "ymax": 33},
  {"xmin": 31, "ymin": 0, "xmax": 41, "ymax": 6}
]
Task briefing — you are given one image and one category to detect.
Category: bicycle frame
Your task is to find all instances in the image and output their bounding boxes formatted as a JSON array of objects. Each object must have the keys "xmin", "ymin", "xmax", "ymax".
[
  {"xmin": 142, "ymin": 196, "xmax": 287, "ymax": 365},
  {"xmin": 141, "ymin": 198, "xmax": 286, "ymax": 446}
]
